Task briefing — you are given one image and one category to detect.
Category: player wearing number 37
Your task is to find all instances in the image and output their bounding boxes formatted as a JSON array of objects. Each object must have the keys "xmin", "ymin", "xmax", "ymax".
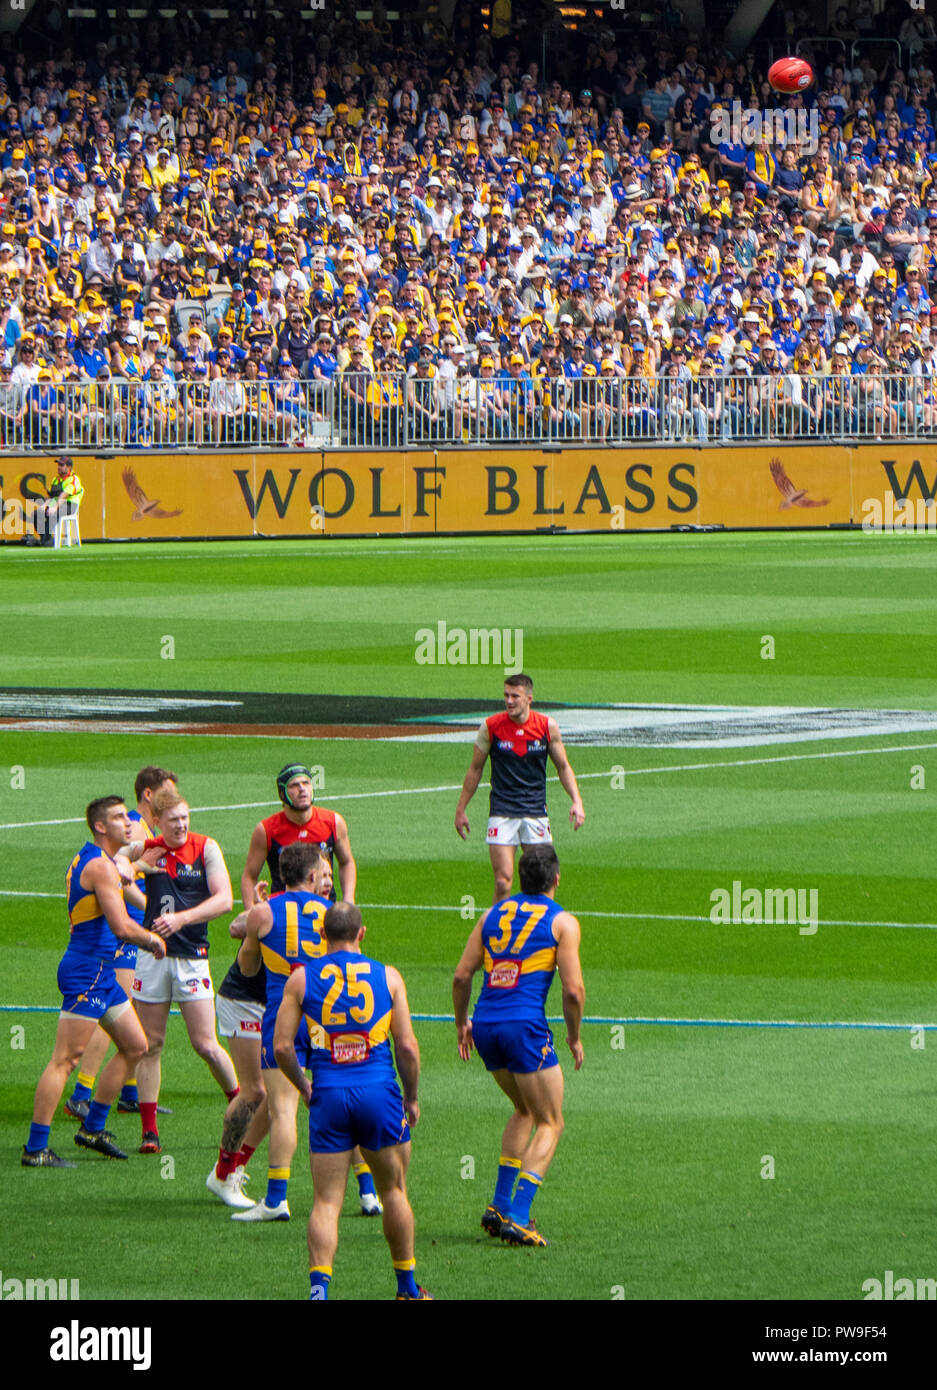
[{"xmin": 452, "ymin": 844, "xmax": 585, "ymax": 1248}]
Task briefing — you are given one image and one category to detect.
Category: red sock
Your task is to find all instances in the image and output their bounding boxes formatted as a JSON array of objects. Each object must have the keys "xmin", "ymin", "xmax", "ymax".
[
  {"xmin": 216, "ymin": 1147, "xmax": 240, "ymax": 1180},
  {"xmin": 140, "ymin": 1103, "xmax": 158, "ymax": 1135},
  {"xmin": 237, "ymin": 1144, "xmax": 256, "ymax": 1168},
  {"xmin": 224, "ymin": 1086, "xmax": 240, "ymax": 1102}
]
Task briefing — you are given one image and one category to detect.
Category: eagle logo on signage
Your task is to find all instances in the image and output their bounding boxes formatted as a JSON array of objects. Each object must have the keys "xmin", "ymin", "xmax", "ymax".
[
  {"xmin": 122, "ymin": 467, "xmax": 183, "ymax": 521},
  {"xmin": 769, "ymin": 457, "xmax": 829, "ymax": 510}
]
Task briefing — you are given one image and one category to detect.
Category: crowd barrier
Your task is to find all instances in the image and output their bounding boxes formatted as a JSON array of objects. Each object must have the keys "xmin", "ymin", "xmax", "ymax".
[{"xmin": 1, "ymin": 372, "xmax": 936, "ymax": 454}]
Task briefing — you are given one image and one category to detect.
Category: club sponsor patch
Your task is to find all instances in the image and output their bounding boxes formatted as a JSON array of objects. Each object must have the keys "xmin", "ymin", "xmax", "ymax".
[
  {"xmin": 489, "ymin": 959, "xmax": 522, "ymax": 989},
  {"xmin": 239, "ymin": 1019, "xmax": 261, "ymax": 1033},
  {"xmin": 330, "ymin": 1032, "xmax": 370, "ymax": 1063}
]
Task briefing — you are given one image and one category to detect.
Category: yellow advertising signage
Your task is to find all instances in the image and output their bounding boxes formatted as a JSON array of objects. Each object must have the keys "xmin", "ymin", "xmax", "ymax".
[{"xmin": 2, "ymin": 447, "xmax": 936, "ymax": 541}]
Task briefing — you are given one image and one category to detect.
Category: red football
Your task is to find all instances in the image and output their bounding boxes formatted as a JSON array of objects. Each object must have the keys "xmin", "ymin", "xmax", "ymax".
[{"xmin": 767, "ymin": 58, "xmax": 814, "ymax": 94}]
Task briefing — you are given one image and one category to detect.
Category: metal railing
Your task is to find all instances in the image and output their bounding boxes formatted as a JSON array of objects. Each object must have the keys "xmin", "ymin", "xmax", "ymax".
[{"xmin": 1, "ymin": 373, "xmax": 935, "ymax": 452}]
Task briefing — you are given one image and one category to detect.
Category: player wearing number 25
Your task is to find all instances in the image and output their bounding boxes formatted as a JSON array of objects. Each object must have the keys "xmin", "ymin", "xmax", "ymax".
[
  {"xmin": 274, "ymin": 902, "xmax": 431, "ymax": 1300},
  {"xmin": 452, "ymin": 844, "xmax": 585, "ymax": 1248}
]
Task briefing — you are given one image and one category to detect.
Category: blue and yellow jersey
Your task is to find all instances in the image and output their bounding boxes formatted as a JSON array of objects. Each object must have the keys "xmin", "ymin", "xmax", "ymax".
[
  {"xmin": 473, "ymin": 893, "xmax": 563, "ymax": 1024},
  {"xmin": 65, "ymin": 842, "xmax": 118, "ymax": 959},
  {"xmin": 125, "ymin": 807, "xmax": 154, "ymax": 926},
  {"xmin": 301, "ymin": 950, "xmax": 396, "ymax": 1088},
  {"xmin": 261, "ymin": 889, "xmax": 329, "ymax": 1017}
]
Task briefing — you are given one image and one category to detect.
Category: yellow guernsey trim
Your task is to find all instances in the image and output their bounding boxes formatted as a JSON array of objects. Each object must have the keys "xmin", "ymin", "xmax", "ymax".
[
  {"xmin": 483, "ymin": 947, "xmax": 556, "ymax": 975},
  {"xmin": 70, "ymin": 893, "xmax": 102, "ymax": 927},
  {"xmin": 260, "ymin": 943, "xmax": 291, "ymax": 977},
  {"xmin": 368, "ymin": 1008, "xmax": 393, "ymax": 1047}
]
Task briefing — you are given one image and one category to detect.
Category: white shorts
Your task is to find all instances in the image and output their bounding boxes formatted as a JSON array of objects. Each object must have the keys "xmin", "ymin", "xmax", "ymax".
[
  {"xmin": 216, "ymin": 993, "xmax": 264, "ymax": 1040},
  {"xmin": 486, "ymin": 815, "xmax": 552, "ymax": 847},
  {"xmin": 133, "ymin": 953, "xmax": 215, "ymax": 1005}
]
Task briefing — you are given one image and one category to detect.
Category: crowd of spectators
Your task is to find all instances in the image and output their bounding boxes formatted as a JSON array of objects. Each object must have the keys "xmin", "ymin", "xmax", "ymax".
[{"xmin": 1, "ymin": 1, "xmax": 937, "ymax": 449}]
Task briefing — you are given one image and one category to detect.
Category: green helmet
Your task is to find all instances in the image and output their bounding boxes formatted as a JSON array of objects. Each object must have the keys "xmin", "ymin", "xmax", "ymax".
[{"xmin": 276, "ymin": 763, "xmax": 313, "ymax": 809}]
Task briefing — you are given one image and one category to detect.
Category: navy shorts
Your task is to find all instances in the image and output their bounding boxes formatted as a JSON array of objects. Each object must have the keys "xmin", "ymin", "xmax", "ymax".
[
  {"xmin": 308, "ymin": 1080, "xmax": 410, "ymax": 1154},
  {"xmin": 472, "ymin": 1017, "xmax": 558, "ymax": 1074},
  {"xmin": 58, "ymin": 953, "xmax": 130, "ymax": 1022},
  {"xmin": 261, "ymin": 1009, "xmax": 313, "ymax": 1071}
]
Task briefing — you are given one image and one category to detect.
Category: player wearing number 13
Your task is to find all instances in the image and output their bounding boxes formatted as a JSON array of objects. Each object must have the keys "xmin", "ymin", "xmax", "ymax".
[
  {"xmin": 274, "ymin": 903, "xmax": 431, "ymax": 1301},
  {"xmin": 452, "ymin": 844, "xmax": 585, "ymax": 1247},
  {"xmin": 225, "ymin": 844, "xmax": 331, "ymax": 1222}
]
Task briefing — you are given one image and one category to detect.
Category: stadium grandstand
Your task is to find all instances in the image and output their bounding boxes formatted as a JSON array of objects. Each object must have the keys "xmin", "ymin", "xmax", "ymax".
[{"xmin": 1, "ymin": 0, "xmax": 936, "ymax": 454}]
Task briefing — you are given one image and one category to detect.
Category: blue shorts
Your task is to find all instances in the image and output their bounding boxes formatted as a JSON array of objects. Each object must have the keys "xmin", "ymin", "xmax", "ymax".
[
  {"xmin": 308, "ymin": 1080, "xmax": 410, "ymax": 1154},
  {"xmin": 58, "ymin": 953, "xmax": 131, "ymax": 1022},
  {"xmin": 112, "ymin": 941, "xmax": 138, "ymax": 970},
  {"xmin": 472, "ymin": 1017, "xmax": 558, "ymax": 1074},
  {"xmin": 261, "ymin": 1009, "xmax": 313, "ymax": 1071}
]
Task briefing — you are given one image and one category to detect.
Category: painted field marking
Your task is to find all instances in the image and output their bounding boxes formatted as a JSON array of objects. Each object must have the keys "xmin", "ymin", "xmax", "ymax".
[
  {"xmin": 0, "ymin": 1003, "xmax": 931, "ymax": 1031},
  {"xmin": 1, "ymin": 737, "xmax": 936, "ymax": 833},
  {"xmin": 2, "ymin": 890, "xmax": 934, "ymax": 932}
]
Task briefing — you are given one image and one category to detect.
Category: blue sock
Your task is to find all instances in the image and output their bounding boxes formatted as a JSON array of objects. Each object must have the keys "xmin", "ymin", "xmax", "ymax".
[
  {"xmin": 26, "ymin": 1123, "xmax": 51, "ymax": 1153},
  {"xmin": 120, "ymin": 1082, "xmax": 138, "ymax": 1104},
  {"xmin": 85, "ymin": 1100, "xmax": 111, "ymax": 1133},
  {"xmin": 353, "ymin": 1162, "xmax": 377, "ymax": 1198},
  {"xmin": 494, "ymin": 1156, "xmax": 522, "ymax": 1209},
  {"xmin": 266, "ymin": 1170, "xmax": 289, "ymax": 1208},
  {"xmin": 394, "ymin": 1262, "xmax": 419, "ymax": 1299},
  {"xmin": 510, "ymin": 1171, "xmax": 543, "ymax": 1226},
  {"xmin": 309, "ymin": 1268, "xmax": 331, "ymax": 1301}
]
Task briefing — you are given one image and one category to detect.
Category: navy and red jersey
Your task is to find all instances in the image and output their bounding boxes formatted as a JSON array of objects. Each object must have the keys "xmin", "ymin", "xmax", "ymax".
[
  {"xmin": 219, "ymin": 951, "xmax": 266, "ymax": 1005},
  {"xmin": 143, "ymin": 832, "xmax": 213, "ymax": 958},
  {"xmin": 486, "ymin": 710, "xmax": 551, "ymax": 816},
  {"xmin": 263, "ymin": 808, "xmax": 337, "ymax": 899}
]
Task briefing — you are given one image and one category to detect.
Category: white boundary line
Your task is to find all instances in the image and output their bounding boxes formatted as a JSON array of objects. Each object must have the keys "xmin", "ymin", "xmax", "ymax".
[
  {"xmin": 1, "ymin": 737, "xmax": 936, "ymax": 833},
  {"xmin": 0, "ymin": 1002, "xmax": 931, "ymax": 1031},
  {"xmin": 1, "ymin": 890, "xmax": 933, "ymax": 931}
]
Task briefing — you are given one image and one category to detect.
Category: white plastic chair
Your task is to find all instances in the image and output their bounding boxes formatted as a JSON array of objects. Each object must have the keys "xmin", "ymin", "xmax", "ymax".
[{"xmin": 53, "ymin": 511, "xmax": 81, "ymax": 548}]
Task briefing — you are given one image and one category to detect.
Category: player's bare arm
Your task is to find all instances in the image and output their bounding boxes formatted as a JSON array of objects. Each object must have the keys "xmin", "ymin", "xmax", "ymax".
[
  {"xmin": 241, "ymin": 822, "xmax": 270, "ymax": 909},
  {"xmin": 122, "ymin": 880, "xmax": 146, "ymax": 913},
  {"xmin": 387, "ymin": 964, "xmax": 420, "ymax": 1125},
  {"xmin": 152, "ymin": 843, "xmax": 233, "ymax": 937},
  {"xmin": 547, "ymin": 718, "xmax": 585, "ymax": 830},
  {"xmin": 333, "ymin": 812, "xmax": 357, "ymax": 902},
  {"xmin": 117, "ymin": 840, "xmax": 163, "ymax": 871},
  {"xmin": 452, "ymin": 916, "xmax": 486, "ymax": 1060},
  {"xmin": 273, "ymin": 969, "xmax": 312, "ymax": 1106},
  {"xmin": 235, "ymin": 900, "xmax": 273, "ymax": 976},
  {"xmin": 554, "ymin": 911, "xmax": 585, "ymax": 1069},
  {"xmin": 84, "ymin": 857, "xmax": 165, "ymax": 958},
  {"xmin": 455, "ymin": 723, "xmax": 491, "ymax": 838},
  {"xmin": 229, "ymin": 877, "xmax": 270, "ymax": 938}
]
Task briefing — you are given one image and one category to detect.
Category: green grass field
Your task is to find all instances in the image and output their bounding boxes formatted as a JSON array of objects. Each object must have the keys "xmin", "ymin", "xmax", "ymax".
[{"xmin": 1, "ymin": 533, "xmax": 935, "ymax": 1302}]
